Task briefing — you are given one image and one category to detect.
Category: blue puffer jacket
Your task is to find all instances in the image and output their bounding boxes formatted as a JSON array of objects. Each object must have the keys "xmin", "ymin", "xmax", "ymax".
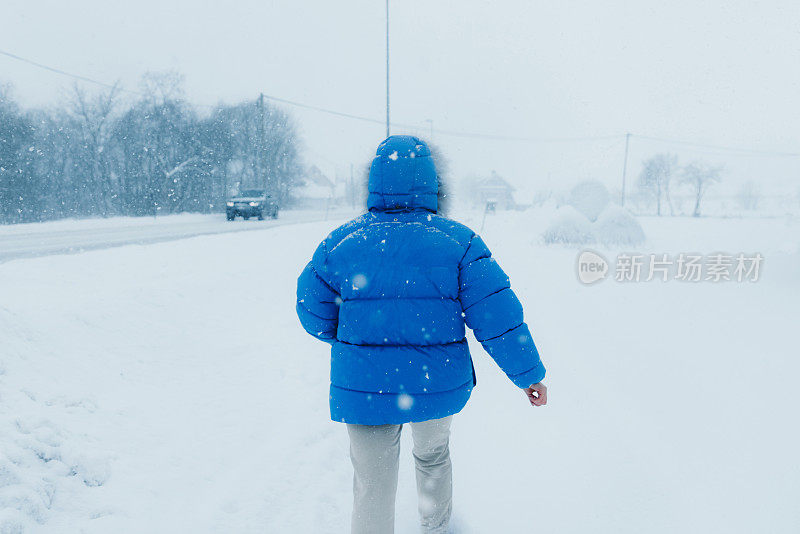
[{"xmin": 296, "ymin": 136, "xmax": 545, "ymax": 425}]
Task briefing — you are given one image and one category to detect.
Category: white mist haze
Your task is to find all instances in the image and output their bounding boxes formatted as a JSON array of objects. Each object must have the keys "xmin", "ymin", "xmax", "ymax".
[
  {"xmin": 2, "ymin": 3, "xmax": 800, "ymax": 532},
  {"xmin": 2, "ymin": 0, "xmax": 799, "ymax": 198}
]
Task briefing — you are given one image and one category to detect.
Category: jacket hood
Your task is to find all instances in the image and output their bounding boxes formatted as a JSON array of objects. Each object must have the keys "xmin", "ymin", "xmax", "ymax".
[{"xmin": 367, "ymin": 135, "xmax": 438, "ymax": 213}]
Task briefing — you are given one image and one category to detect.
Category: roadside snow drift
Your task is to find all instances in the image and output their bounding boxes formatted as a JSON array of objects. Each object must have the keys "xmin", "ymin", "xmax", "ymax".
[{"xmin": 1, "ymin": 211, "xmax": 798, "ymax": 533}]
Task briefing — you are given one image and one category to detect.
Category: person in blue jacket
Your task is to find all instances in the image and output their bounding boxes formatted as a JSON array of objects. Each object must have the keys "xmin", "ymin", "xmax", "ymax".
[{"xmin": 296, "ymin": 135, "xmax": 547, "ymax": 534}]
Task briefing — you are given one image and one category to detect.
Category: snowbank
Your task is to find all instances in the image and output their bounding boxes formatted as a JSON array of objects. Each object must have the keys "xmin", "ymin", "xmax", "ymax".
[
  {"xmin": 0, "ymin": 306, "xmax": 113, "ymax": 532},
  {"xmin": 542, "ymin": 206, "xmax": 596, "ymax": 245},
  {"xmin": 1, "ymin": 212, "xmax": 799, "ymax": 532},
  {"xmin": 595, "ymin": 205, "xmax": 646, "ymax": 246},
  {"xmin": 542, "ymin": 200, "xmax": 646, "ymax": 248}
]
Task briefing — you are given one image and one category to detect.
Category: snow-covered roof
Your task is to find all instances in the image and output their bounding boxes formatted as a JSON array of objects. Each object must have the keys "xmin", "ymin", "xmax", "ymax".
[
  {"xmin": 477, "ymin": 172, "xmax": 516, "ymax": 191},
  {"xmin": 304, "ymin": 165, "xmax": 335, "ymax": 189}
]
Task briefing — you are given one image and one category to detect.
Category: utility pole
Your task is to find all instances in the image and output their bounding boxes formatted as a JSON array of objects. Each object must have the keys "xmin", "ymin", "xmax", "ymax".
[
  {"xmin": 386, "ymin": 0, "xmax": 390, "ymax": 138},
  {"xmin": 621, "ymin": 132, "xmax": 631, "ymax": 207}
]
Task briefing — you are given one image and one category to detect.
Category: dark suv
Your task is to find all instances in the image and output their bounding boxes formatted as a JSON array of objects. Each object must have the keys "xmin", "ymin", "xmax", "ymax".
[{"xmin": 226, "ymin": 190, "xmax": 278, "ymax": 220}]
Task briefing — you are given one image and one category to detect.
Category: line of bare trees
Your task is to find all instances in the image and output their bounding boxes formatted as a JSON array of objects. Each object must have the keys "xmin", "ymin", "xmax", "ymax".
[
  {"xmin": 637, "ymin": 153, "xmax": 722, "ymax": 217},
  {"xmin": 0, "ymin": 72, "xmax": 303, "ymax": 224}
]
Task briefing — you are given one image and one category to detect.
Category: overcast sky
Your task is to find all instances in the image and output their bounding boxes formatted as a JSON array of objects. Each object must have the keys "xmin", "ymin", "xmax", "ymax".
[{"xmin": 2, "ymin": 0, "xmax": 799, "ymax": 197}]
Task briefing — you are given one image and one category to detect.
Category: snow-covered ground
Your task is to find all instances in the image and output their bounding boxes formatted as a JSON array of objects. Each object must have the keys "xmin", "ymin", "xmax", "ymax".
[
  {"xmin": 0, "ymin": 209, "xmax": 356, "ymax": 262},
  {"xmin": 1, "ymin": 209, "xmax": 798, "ymax": 533}
]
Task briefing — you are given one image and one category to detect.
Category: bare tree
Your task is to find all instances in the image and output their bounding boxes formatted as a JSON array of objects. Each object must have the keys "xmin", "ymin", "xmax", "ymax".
[
  {"xmin": 1, "ymin": 71, "xmax": 303, "ymax": 223},
  {"xmin": 67, "ymin": 83, "xmax": 122, "ymax": 215},
  {"xmin": 637, "ymin": 153, "xmax": 678, "ymax": 216},
  {"xmin": 139, "ymin": 71, "xmax": 185, "ymax": 106},
  {"xmin": 260, "ymin": 104, "xmax": 302, "ymax": 204},
  {"xmin": 214, "ymin": 98, "xmax": 303, "ymax": 206},
  {"xmin": 0, "ymin": 84, "xmax": 37, "ymax": 223},
  {"xmin": 681, "ymin": 162, "xmax": 722, "ymax": 217}
]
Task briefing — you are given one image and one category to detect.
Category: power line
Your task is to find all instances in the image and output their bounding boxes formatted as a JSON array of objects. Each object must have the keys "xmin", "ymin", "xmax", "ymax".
[
  {"xmin": 0, "ymin": 48, "xmax": 144, "ymax": 96},
  {"xmin": 256, "ymin": 93, "xmax": 387, "ymax": 126},
  {"xmin": 428, "ymin": 128, "xmax": 623, "ymax": 143},
  {"xmin": 2, "ymin": 47, "xmax": 798, "ymax": 155},
  {"xmin": 0, "ymin": 47, "xmax": 624, "ymax": 143},
  {"xmin": 631, "ymin": 133, "xmax": 800, "ymax": 158},
  {"xmin": 258, "ymin": 91, "xmax": 624, "ymax": 142}
]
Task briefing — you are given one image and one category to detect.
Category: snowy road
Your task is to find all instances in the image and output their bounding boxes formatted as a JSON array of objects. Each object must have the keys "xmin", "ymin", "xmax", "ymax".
[
  {"xmin": 0, "ymin": 210, "xmax": 351, "ymax": 263},
  {"xmin": 1, "ymin": 210, "xmax": 798, "ymax": 533}
]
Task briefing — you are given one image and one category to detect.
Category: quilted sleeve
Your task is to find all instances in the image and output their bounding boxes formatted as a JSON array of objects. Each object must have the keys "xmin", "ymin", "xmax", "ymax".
[
  {"xmin": 296, "ymin": 239, "xmax": 340, "ymax": 344},
  {"xmin": 458, "ymin": 233, "xmax": 545, "ymax": 388}
]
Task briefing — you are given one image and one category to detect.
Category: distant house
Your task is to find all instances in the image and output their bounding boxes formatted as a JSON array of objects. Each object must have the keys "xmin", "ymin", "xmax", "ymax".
[
  {"xmin": 293, "ymin": 166, "xmax": 336, "ymax": 209},
  {"xmin": 473, "ymin": 171, "xmax": 516, "ymax": 209}
]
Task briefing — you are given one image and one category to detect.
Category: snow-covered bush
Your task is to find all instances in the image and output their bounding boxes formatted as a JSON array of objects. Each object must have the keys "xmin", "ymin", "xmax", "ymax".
[
  {"xmin": 737, "ymin": 181, "xmax": 760, "ymax": 211},
  {"xmin": 595, "ymin": 205, "xmax": 646, "ymax": 246},
  {"xmin": 568, "ymin": 181, "xmax": 610, "ymax": 222},
  {"xmin": 542, "ymin": 201, "xmax": 646, "ymax": 248},
  {"xmin": 542, "ymin": 206, "xmax": 595, "ymax": 245}
]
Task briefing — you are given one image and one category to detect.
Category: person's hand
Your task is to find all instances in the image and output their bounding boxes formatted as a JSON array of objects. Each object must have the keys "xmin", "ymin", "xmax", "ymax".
[{"xmin": 525, "ymin": 382, "xmax": 547, "ymax": 406}]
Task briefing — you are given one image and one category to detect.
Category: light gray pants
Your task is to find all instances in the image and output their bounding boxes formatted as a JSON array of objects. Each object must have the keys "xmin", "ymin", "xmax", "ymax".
[{"xmin": 347, "ymin": 416, "xmax": 453, "ymax": 534}]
